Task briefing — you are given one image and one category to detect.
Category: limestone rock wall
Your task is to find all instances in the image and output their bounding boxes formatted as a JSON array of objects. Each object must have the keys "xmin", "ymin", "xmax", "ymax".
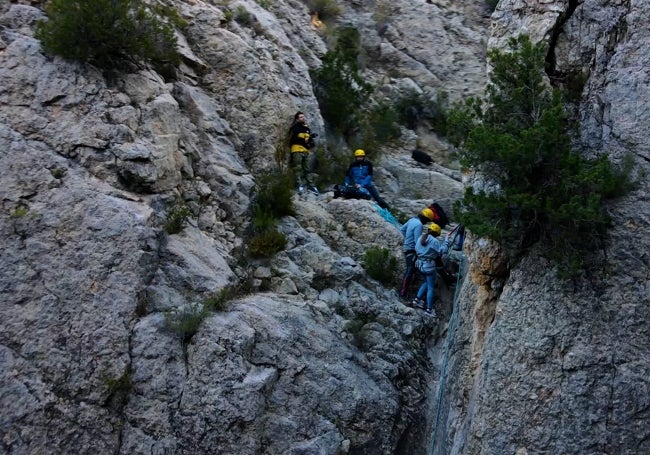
[
  {"xmin": 0, "ymin": 0, "xmax": 486, "ymax": 454},
  {"xmin": 434, "ymin": 1, "xmax": 650, "ymax": 454}
]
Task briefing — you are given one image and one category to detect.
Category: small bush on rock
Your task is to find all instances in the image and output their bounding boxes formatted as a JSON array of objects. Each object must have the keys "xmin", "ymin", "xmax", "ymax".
[
  {"xmin": 246, "ymin": 170, "xmax": 293, "ymax": 258},
  {"xmin": 314, "ymin": 144, "xmax": 350, "ymax": 187},
  {"xmin": 352, "ymin": 101, "xmax": 401, "ymax": 154},
  {"xmin": 36, "ymin": 0, "xmax": 180, "ymax": 74},
  {"xmin": 164, "ymin": 304, "xmax": 207, "ymax": 344},
  {"xmin": 103, "ymin": 370, "xmax": 133, "ymax": 396},
  {"xmin": 163, "ymin": 202, "xmax": 191, "ymax": 234},
  {"xmin": 254, "ymin": 171, "xmax": 295, "ymax": 220},
  {"xmin": 395, "ymin": 89, "xmax": 449, "ymax": 135},
  {"xmin": 364, "ymin": 246, "xmax": 398, "ymax": 285},
  {"xmin": 233, "ymin": 5, "xmax": 254, "ymax": 26},
  {"xmin": 249, "ymin": 229, "xmax": 287, "ymax": 258},
  {"xmin": 203, "ymin": 289, "xmax": 231, "ymax": 312}
]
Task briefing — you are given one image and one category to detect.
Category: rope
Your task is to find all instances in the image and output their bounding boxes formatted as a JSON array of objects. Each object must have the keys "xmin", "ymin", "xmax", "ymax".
[
  {"xmin": 429, "ymin": 253, "xmax": 465, "ymax": 455},
  {"xmin": 375, "ymin": 203, "xmax": 401, "ymax": 228}
]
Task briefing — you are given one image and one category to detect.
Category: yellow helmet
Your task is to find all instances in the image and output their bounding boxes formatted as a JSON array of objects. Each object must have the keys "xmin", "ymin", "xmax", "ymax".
[
  {"xmin": 354, "ymin": 149, "xmax": 366, "ymax": 157},
  {"xmin": 421, "ymin": 208, "xmax": 435, "ymax": 220},
  {"xmin": 428, "ymin": 223, "xmax": 441, "ymax": 235}
]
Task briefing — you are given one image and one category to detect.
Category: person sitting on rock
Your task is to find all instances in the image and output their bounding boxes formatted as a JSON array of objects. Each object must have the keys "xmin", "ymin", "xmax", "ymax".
[
  {"xmin": 412, "ymin": 222, "xmax": 450, "ymax": 317},
  {"xmin": 344, "ymin": 149, "xmax": 389, "ymax": 209}
]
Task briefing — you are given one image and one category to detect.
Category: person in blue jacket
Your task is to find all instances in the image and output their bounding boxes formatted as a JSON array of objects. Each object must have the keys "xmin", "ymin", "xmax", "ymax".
[
  {"xmin": 344, "ymin": 149, "xmax": 389, "ymax": 209},
  {"xmin": 399, "ymin": 207, "xmax": 435, "ymax": 299},
  {"xmin": 412, "ymin": 222, "xmax": 450, "ymax": 317}
]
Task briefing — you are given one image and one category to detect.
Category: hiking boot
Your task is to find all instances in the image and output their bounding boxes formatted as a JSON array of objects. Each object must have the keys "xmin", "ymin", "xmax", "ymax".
[
  {"xmin": 297, "ymin": 186, "xmax": 304, "ymax": 194},
  {"xmin": 411, "ymin": 298, "xmax": 425, "ymax": 309},
  {"xmin": 308, "ymin": 186, "xmax": 319, "ymax": 195},
  {"xmin": 425, "ymin": 308, "xmax": 438, "ymax": 318}
]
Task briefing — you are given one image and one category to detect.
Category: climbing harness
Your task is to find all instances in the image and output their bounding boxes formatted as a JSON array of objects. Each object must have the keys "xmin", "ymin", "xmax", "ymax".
[{"xmin": 429, "ymin": 251, "xmax": 466, "ymax": 455}]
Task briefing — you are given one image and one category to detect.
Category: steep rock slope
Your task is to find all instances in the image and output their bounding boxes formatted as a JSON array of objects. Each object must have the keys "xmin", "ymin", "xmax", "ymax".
[
  {"xmin": 0, "ymin": 0, "xmax": 487, "ymax": 454},
  {"xmin": 434, "ymin": 1, "xmax": 650, "ymax": 454}
]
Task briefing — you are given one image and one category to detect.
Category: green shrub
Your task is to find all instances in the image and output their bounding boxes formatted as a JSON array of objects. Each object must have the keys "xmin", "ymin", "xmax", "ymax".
[
  {"xmin": 343, "ymin": 309, "xmax": 377, "ymax": 350},
  {"xmin": 50, "ymin": 167, "xmax": 66, "ymax": 179},
  {"xmin": 102, "ymin": 368, "xmax": 133, "ymax": 407},
  {"xmin": 246, "ymin": 171, "xmax": 293, "ymax": 258},
  {"xmin": 257, "ymin": 0, "xmax": 274, "ymax": 10},
  {"xmin": 253, "ymin": 171, "xmax": 295, "ymax": 220},
  {"xmin": 203, "ymin": 289, "xmax": 231, "ymax": 311},
  {"xmin": 368, "ymin": 102, "xmax": 401, "ymax": 144},
  {"xmin": 164, "ymin": 304, "xmax": 207, "ymax": 344},
  {"xmin": 314, "ymin": 144, "xmax": 350, "ymax": 187},
  {"xmin": 373, "ymin": 0, "xmax": 396, "ymax": 29},
  {"xmin": 391, "ymin": 208, "xmax": 409, "ymax": 225},
  {"xmin": 249, "ymin": 229, "xmax": 287, "ymax": 257},
  {"xmin": 311, "ymin": 27, "xmax": 372, "ymax": 136},
  {"xmin": 104, "ymin": 370, "xmax": 133, "ymax": 396},
  {"xmin": 223, "ymin": 8, "xmax": 234, "ymax": 23},
  {"xmin": 364, "ymin": 246, "xmax": 399, "ymax": 285},
  {"xmin": 395, "ymin": 90, "xmax": 449, "ymax": 135},
  {"xmin": 252, "ymin": 205, "xmax": 278, "ymax": 234},
  {"xmin": 163, "ymin": 202, "xmax": 191, "ymax": 234},
  {"xmin": 35, "ymin": 0, "xmax": 179, "ymax": 74},
  {"xmin": 154, "ymin": 4, "xmax": 189, "ymax": 30},
  {"xmin": 350, "ymin": 101, "xmax": 401, "ymax": 154},
  {"xmin": 233, "ymin": 5, "xmax": 254, "ymax": 26},
  {"xmin": 10, "ymin": 206, "xmax": 29, "ymax": 218},
  {"xmin": 448, "ymin": 35, "xmax": 634, "ymax": 276}
]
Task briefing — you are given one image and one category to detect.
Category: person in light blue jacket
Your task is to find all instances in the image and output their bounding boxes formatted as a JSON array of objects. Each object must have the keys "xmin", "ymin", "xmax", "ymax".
[
  {"xmin": 412, "ymin": 223, "xmax": 450, "ymax": 316},
  {"xmin": 399, "ymin": 208, "xmax": 435, "ymax": 299}
]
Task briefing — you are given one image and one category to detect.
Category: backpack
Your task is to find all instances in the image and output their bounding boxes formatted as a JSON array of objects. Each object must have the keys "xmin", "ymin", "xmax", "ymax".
[
  {"xmin": 333, "ymin": 184, "xmax": 371, "ymax": 200},
  {"xmin": 428, "ymin": 202, "xmax": 449, "ymax": 228},
  {"xmin": 412, "ymin": 149, "xmax": 433, "ymax": 165},
  {"xmin": 452, "ymin": 225, "xmax": 465, "ymax": 251}
]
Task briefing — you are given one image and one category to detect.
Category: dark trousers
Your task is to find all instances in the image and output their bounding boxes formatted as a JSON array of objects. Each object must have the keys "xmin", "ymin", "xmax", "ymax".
[
  {"xmin": 399, "ymin": 250, "xmax": 417, "ymax": 298},
  {"xmin": 363, "ymin": 183, "xmax": 389, "ymax": 209},
  {"xmin": 290, "ymin": 152, "xmax": 313, "ymax": 187}
]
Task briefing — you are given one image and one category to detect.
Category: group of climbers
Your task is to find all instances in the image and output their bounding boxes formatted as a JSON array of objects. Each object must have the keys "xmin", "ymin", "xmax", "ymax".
[
  {"xmin": 288, "ymin": 112, "xmax": 456, "ymax": 317},
  {"xmin": 399, "ymin": 207, "xmax": 452, "ymax": 317}
]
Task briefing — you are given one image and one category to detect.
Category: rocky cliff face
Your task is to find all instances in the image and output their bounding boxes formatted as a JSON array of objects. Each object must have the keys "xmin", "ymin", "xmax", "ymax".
[
  {"xmin": 0, "ymin": 0, "xmax": 483, "ymax": 453},
  {"xmin": 1, "ymin": 0, "xmax": 647, "ymax": 455},
  {"xmin": 433, "ymin": 1, "xmax": 650, "ymax": 454}
]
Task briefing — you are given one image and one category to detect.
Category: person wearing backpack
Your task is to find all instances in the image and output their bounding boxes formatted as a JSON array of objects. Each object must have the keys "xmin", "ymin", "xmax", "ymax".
[
  {"xmin": 289, "ymin": 111, "xmax": 319, "ymax": 195},
  {"xmin": 411, "ymin": 222, "xmax": 450, "ymax": 316},
  {"xmin": 399, "ymin": 207, "xmax": 436, "ymax": 300},
  {"xmin": 344, "ymin": 149, "xmax": 389, "ymax": 209}
]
